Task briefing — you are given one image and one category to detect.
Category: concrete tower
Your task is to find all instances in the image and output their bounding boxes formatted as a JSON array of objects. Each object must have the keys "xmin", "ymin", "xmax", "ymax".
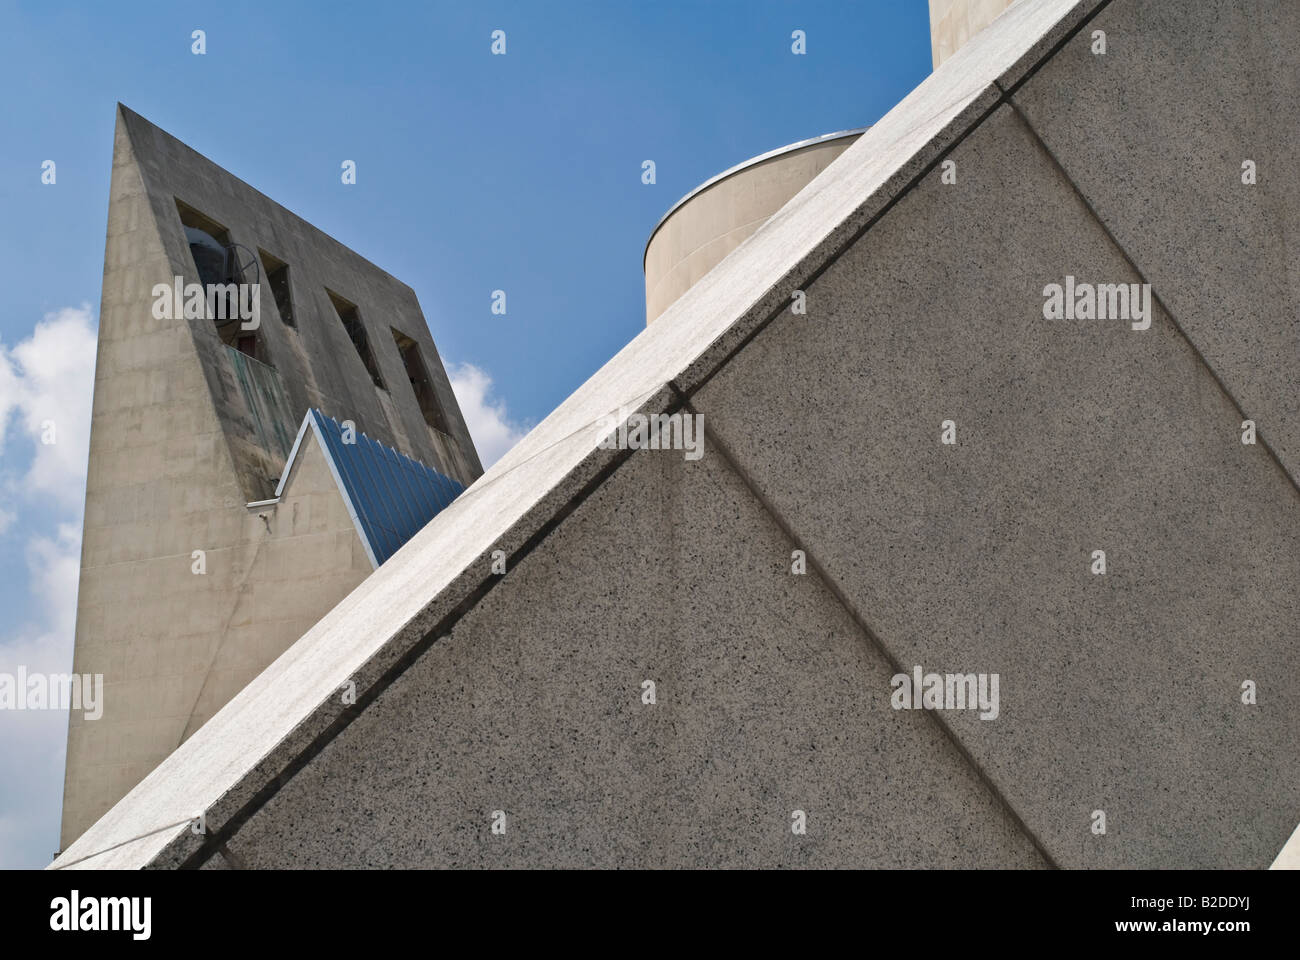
[
  {"xmin": 59, "ymin": 106, "xmax": 482, "ymax": 848},
  {"xmin": 643, "ymin": 1, "xmax": 1023, "ymax": 326}
]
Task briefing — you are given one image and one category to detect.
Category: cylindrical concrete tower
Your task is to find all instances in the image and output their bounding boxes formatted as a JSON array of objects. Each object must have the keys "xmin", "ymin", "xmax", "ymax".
[
  {"xmin": 641, "ymin": 1, "xmax": 1020, "ymax": 325},
  {"xmin": 642, "ymin": 128, "xmax": 866, "ymax": 325}
]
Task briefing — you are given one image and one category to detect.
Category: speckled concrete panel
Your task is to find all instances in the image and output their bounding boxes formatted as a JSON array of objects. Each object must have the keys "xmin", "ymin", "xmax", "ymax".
[
  {"xmin": 692, "ymin": 103, "xmax": 1300, "ymax": 868},
  {"xmin": 1010, "ymin": 0, "xmax": 1300, "ymax": 482},
  {"xmin": 227, "ymin": 443, "xmax": 1045, "ymax": 868}
]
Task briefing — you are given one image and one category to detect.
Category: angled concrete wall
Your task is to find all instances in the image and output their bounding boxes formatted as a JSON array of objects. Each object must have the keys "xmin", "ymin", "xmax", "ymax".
[
  {"xmin": 1010, "ymin": 0, "xmax": 1300, "ymax": 483},
  {"xmin": 63, "ymin": 112, "xmax": 242, "ymax": 849},
  {"xmin": 1273, "ymin": 824, "xmax": 1300, "ymax": 869},
  {"xmin": 692, "ymin": 100, "xmax": 1300, "ymax": 868},
  {"xmin": 223, "ymin": 442, "xmax": 1045, "ymax": 868},
  {"xmin": 50, "ymin": 0, "xmax": 1300, "ymax": 870}
]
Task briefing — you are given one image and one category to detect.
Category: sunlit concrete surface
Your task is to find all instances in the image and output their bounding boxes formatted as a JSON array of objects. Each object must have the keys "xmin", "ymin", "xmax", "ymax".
[
  {"xmin": 930, "ymin": 0, "xmax": 1021, "ymax": 68},
  {"xmin": 643, "ymin": 129, "xmax": 864, "ymax": 325}
]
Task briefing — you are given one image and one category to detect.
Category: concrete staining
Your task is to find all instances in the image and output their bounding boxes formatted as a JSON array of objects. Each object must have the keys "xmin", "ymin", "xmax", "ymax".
[
  {"xmin": 59, "ymin": 108, "xmax": 482, "ymax": 849},
  {"xmin": 51, "ymin": 0, "xmax": 1300, "ymax": 869}
]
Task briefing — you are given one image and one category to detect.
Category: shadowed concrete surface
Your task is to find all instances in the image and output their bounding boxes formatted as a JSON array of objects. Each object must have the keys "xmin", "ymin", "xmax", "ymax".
[
  {"xmin": 692, "ymin": 102, "xmax": 1300, "ymax": 868},
  {"xmin": 51, "ymin": 0, "xmax": 1300, "ymax": 869},
  {"xmin": 1010, "ymin": 0, "xmax": 1300, "ymax": 485},
  {"xmin": 225, "ymin": 442, "xmax": 1047, "ymax": 868}
]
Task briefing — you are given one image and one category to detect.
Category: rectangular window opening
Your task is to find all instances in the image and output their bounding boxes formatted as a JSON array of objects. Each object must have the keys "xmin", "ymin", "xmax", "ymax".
[
  {"xmin": 258, "ymin": 249, "xmax": 294, "ymax": 327},
  {"xmin": 327, "ymin": 289, "xmax": 385, "ymax": 390},
  {"xmin": 391, "ymin": 329, "xmax": 450, "ymax": 435},
  {"xmin": 174, "ymin": 199, "xmax": 232, "ymax": 288},
  {"xmin": 175, "ymin": 199, "xmax": 265, "ymax": 362}
]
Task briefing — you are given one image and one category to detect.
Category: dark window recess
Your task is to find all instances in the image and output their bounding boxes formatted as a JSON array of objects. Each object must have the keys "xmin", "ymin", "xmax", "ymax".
[
  {"xmin": 175, "ymin": 199, "xmax": 264, "ymax": 362},
  {"xmin": 392, "ymin": 329, "xmax": 451, "ymax": 435},
  {"xmin": 328, "ymin": 290, "xmax": 384, "ymax": 389},
  {"xmin": 176, "ymin": 201, "xmax": 231, "ymax": 289},
  {"xmin": 259, "ymin": 250, "xmax": 294, "ymax": 326}
]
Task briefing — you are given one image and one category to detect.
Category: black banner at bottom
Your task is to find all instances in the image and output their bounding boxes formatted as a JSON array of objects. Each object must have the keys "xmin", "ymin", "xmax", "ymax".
[{"xmin": 0, "ymin": 868, "xmax": 1286, "ymax": 947}]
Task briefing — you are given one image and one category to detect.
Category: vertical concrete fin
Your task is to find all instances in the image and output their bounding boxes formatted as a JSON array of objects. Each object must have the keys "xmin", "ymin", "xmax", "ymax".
[{"xmin": 60, "ymin": 104, "xmax": 251, "ymax": 848}]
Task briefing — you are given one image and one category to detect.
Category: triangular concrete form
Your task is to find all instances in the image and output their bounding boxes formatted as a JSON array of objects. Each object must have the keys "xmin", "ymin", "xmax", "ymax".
[{"xmin": 53, "ymin": 0, "xmax": 1300, "ymax": 869}]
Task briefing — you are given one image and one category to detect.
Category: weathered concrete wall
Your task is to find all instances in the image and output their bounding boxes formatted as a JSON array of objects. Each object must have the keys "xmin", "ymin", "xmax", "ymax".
[
  {"xmin": 644, "ymin": 132, "xmax": 863, "ymax": 325},
  {"xmin": 118, "ymin": 106, "xmax": 481, "ymax": 495},
  {"xmin": 62, "ymin": 111, "xmax": 245, "ymax": 847},
  {"xmin": 60, "ymin": 108, "xmax": 479, "ymax": 848},
  {"xmin": 182, "ymin": 429, "xmax": 373, "ymax": 739},
  {"xmin": 201, "ymin": 67, "xmax": 1300, "ymax": 869}
]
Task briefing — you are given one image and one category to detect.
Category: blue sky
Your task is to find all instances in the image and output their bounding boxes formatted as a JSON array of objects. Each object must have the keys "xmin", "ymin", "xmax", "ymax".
[{"xmin": 0, "ymin": 0, "xmax": 931, "ymax": 868}]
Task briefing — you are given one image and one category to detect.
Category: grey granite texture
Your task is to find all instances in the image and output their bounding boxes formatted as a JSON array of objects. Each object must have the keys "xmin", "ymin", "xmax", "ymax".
[
  {"xmin": 692, "ymin": 102, "xmax": 1300, "ymax": 868},
  {"xmin": 227, "ymin": 440, "xmax": 1047, "ymax": 868},
  {"xmin": 1010, "ymin": 0, "xmax": 1300, "ymax": 483}
]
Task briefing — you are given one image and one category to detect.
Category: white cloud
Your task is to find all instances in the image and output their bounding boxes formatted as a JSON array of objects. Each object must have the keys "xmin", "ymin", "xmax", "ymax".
[
  {"xmin": 0, "ymin": 524, "xmax": 84, "ymax": 869},
  {"xmin": 447, "ymin": 361, "xmax": 527, "ymax": 469},
  {"xmin": 0, "ymin": 304, "xmax": 98, "ymax": 507},
  {"xmin": 24, "ymin": 523, "xmax": 83, "ymax": 647},
  {"xmin": 0, "ymin": 326, "xmax": 523, "ymax": 867},
  {"xmin": 0, "ymin": 305, "xmax": 96, "ymax": 868}
]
